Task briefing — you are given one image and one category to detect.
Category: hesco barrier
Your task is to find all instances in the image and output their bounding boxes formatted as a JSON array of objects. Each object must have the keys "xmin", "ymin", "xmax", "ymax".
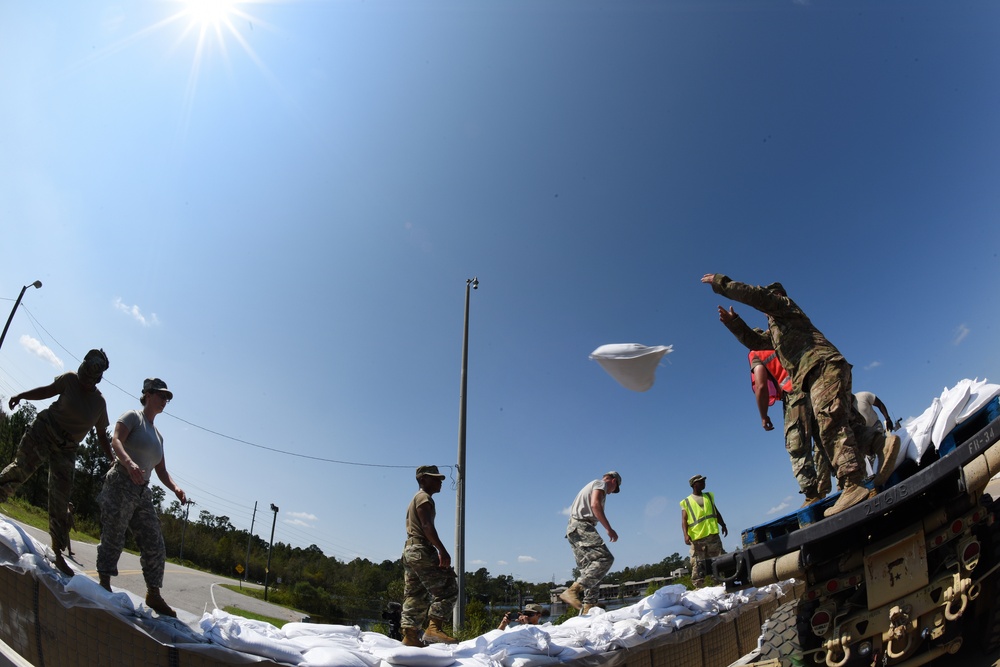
[
  {"xmin": 563, "ymin": 581, "xmax": 805, "ymax": 667},
  {"xmin": 0, "ymin": 556, "xmax": 803, "ymax": 667},
  {"xmin": 0, "ymin": 564, "xmax": 281, "ymax": 666}
]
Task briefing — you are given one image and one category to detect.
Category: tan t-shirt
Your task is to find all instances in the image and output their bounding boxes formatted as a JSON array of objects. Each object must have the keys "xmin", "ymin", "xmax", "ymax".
[
  {"xmin": 43, "ymin": 373, "xmax": 110, "ymax": 443},
  {"xmin": 405, "ymin": 489, "xmax": 434, "ymax": 541}
]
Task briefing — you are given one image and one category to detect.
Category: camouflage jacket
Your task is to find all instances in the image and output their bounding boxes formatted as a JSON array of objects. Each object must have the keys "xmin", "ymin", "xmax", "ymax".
[{"xmin": 711, "ymin": 274, "xmax": 845, "ymax": 385}]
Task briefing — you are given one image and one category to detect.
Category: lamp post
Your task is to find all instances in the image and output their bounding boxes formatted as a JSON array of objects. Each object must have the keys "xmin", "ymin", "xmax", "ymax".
[
  {"xmin": 264, "ymin": 503, "xmax": 278, "ymax": 601},
  {"xmin": 0, "ymin": 280, "xmax": 42, "ymax": 352},
  {"xmin": 454, "ymin": 276, "xmax": 477, "ymax": 630}
]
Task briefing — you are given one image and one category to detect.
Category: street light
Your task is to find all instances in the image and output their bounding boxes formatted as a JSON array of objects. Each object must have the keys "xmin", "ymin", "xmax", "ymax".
[
  {"xmin": 0, "ymin": 280, "xmax": 42, "ymax": 353},
  {"xmin": 454, "ymin": 276, "xmax": 478, "ymax": 630},
  {"xmin": 264, "ymin": 503, "xmax": 278, "ymax": 601}
]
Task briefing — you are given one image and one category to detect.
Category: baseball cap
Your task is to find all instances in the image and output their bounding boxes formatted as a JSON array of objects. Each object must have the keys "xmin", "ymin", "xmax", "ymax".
[
  {"xmin": 142, "ymin": 378, "xmax": 173, "ymax": 400},
  {"xmin": 605, "ymin": 471, "xmax": 622, "ymax": 493},
  {"xmin": 521, "ymin": 603, "xmax": 544, "ymax": 615}
]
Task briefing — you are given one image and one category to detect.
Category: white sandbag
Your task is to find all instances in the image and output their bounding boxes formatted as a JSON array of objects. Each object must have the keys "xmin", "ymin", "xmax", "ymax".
[
  {"xmin": 957, "ymin": 379, "xmax": 1000, "ymax": 421},
  {"xmin": 368, "ymin": 644, "xmax": 458, "ymax": 667},
  {"xmin": 902, "ymin": 398, "xmax": 941, "ymax": 462},
  {"xmin": 302, "ymin": 645, "xmax": 380, "ymax": 667},
  {"xmin": 931, "ymin": 383, "xmax": 971, "ymax": 448},
  {"xmin": 590, "ymin": 344, "xmax": 673, "ymax": 392}
]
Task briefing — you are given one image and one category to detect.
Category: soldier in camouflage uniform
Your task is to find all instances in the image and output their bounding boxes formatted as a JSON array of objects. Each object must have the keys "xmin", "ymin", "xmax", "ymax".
[
  {"xmin": 97, "ymin": 378, "xmax": 187, "ymax": 617},
  {"xmin": 401, "ymin": 465, "xmax": 458, "ymax": 646},
  {"xmin": 2, "ymin": 349, "xmax": 112, "ymax": 577},
  {"xmin": 681, "ymin": 474, "xmax": 727, "ymax": 587},
  {"xmin": 559, "ymin": 471, "xmax": 621, "ymax": 614},
  {"xmin": 702, "ymin": 274, "xmax": 897, "ymax": 517}
]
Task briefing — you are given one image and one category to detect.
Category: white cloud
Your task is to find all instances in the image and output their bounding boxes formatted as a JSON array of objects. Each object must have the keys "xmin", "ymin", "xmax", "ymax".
[
  {"xmin": 954, "ymin": 324, "xmax": 970, "ymax": 345},
  {"xmin": 19, "ymin": 335, "xmax": 63, "ymax": 369},
  {"xmin": 470, "ymin": 559, "xmax": 487, "ymax": 566},
  {"xmin": 114, "ymin": 297, "xmax": 160, "ymax": 327},
  {"xmin": 767, "ymin": 497, "xmax": 793, "ymax": 515},
  {"xmin": 560, "ymin": 507, "xmax": 571, "ymax": 516},
  {"xmin": 863, "ymin": 361, "xmax": 882, "ymax": 371},
  {"xmin": 284, "ymin": 518, "xmax": 311, "ymax": 528},
  {"xmin": 288, "ymin": 511, "xmax": 317, "ymax": 521},
  {"xmin": 497, "ymin": 560, "xmax": 509, "ymax": 566},
  {"xmin": 517, "ymin": 555, "xmax": 537, "ymax": 563}
]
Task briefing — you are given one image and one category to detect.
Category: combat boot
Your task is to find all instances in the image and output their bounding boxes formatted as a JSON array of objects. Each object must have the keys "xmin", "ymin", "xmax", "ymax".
[
  {"xmin": 145, "ymin": 587, "xmax": 177, "ymax": 617},
  {"xmin": 799, "ymin": 488, "xmax": 826, "ymax": 508},
  {"xmin": 401, "ymin": 627, "xmax": 425, "ymax": 647},
  {"xmin": 99, "ymin": 574, "xmax": 112, "ymax": 592},
  {"xmin": 823, "ymin": 481, "xmax": 871, "ymax": 517},
  {"xmin": 872, "ymin": 434, "xmax": 901, "ymax": 487},
  {"xmin": 423, "ymin": 617, "xmax": 457, "ymax": 644},
  {"xmin": 559, "ymin": 582, "xmax": 583, "ymax": 610},
  {"xmin": 53, "ymin": 552, "xmax": 74, "ymax": 577}
]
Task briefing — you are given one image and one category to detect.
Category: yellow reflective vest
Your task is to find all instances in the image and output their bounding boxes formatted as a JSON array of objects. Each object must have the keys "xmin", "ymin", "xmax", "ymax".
[{"xmin": 681, "ymin": 492, "xmax": 720, "ymax": 541}]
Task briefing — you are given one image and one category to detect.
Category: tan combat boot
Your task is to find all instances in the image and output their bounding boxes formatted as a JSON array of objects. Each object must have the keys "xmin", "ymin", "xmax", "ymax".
[
  {"xmin": 823, "ymin": 481, "xmax": 871, "ymax": 517},
  {"xmin": 401, "ymin": 627, "xmax": 425, "ymax": 647},
  {"xmin": 559, "ymin": 582, "xmax": 584, "ymax": 610},
  {"xmin": 53, "ymin": 552, "xmax": 74, "ymax": 577},
  {"xmin": 799, "ymin": 487, "xmax": 826, "ymax": 508},
  {"xmin": 145, "ymin": 588, "xmax": 177, "ymax": 617},
  {"xmin": 873, "ymin": 434, "xmax": 901, "ymax": 487},
  {"xmin": 423, "ymin": 617, "xmax": 457, "ymax": 644},
  {"xmin": 99, "ymin": 574, "xmax": 112, "ymax": 592}
]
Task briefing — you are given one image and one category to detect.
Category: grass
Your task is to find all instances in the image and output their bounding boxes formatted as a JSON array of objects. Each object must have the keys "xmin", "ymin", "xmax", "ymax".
[{"xmin": 221, "ymin": 606, "xmax": 290, "ymax": 627}]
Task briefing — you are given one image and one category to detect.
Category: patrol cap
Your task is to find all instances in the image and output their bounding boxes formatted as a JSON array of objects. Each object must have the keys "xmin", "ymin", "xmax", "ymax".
[
  {"xmin": 689, "ymin": 474, "xmax": 707, "ymax": 487},
  {"xmin": 416, "ymin": 465, "xmax": 446, "ymax": 480},
  {"xmin": 142, "ymin": 377, "xmax": 173, "ymax": 400},
  {"xmin": 605, "ymin": 470, "xmax": 622, "ymax": 493},
  {"xmin": 764, "ymin": 282, "xmax": 787, "ymax": 296},
  {"xmin": 521, "ymin": 603, "xmax": 545, "ymax": 615}
]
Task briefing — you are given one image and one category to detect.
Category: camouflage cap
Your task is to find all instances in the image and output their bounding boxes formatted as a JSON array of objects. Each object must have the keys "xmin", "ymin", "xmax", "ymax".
[
  {"xmin": 764, "ymin": 282, "xmax": 786, "ymax": 296},
  {"xmin": 416, "ymin": 465, "xmax": 445, "ymax": 480},
  {"xmin": 522, "ymin": 603, "xmax": 545, "ymax": 615},
  {"xmin": 142, "ymin": 377, "xmax": 173, "ymax": 400},
  {"xmin": 689, "ymin": 474, "xmax": 706, "ymax": 487},
  {"xmin": 78, "ymin": 349, "xmax": 109, "ymax": 385}
]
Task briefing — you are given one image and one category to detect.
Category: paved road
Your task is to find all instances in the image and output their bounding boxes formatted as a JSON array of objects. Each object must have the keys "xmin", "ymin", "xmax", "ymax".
[{"xmin": 9, "ymin": 518, "xmax": 305, "ymax": 626}]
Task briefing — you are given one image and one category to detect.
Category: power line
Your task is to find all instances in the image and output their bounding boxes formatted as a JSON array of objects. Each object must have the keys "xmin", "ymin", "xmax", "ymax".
[{"xmin": 17, "ymin": 306, "xmax": 436, "ymax": 472}]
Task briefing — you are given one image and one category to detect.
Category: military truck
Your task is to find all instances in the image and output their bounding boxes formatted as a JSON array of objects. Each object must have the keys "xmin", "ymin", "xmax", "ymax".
[{"xmin": 712, "ymin": 396, "xmax": 1000, "ymax": 666}]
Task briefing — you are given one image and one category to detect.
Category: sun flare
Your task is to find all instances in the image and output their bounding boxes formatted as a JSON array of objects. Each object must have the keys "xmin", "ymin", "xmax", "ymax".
[{"xmin": 179, "ymin": 0, "xmax": 239, "ymax": 28}]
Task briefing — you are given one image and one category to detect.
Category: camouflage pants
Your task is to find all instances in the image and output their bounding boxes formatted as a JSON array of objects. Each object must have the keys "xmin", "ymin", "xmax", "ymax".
[
  {"xmin": 0, "ymin": 416, "xmax": 77, "ymax": 552},
  {"xmin": 401, "ymin": 539, "xmax": 457, "ymax": 629},
  {"xmin": 566, "ymin": 519, "xmax": 614, "ymax": 604},
  {"xmin": 784, "ymin": 394, "xmax": 832, "ymax": 496},
  {"xmin": 806, "ymin": 359, "xmax": 863, "ymax": 485},
  {"xmin": 96, "ymin": 465, "xmax": 166, "ymax": 589},
  {"xmin": 689, "ymin": 532, "xmax": 724, "ymax": 587}
]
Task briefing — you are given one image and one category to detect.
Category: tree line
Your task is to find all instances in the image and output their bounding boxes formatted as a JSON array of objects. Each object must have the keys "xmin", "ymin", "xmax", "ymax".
[{"xmin": 0, "ymin": 403, "xmax": 688, "ymax": 628}]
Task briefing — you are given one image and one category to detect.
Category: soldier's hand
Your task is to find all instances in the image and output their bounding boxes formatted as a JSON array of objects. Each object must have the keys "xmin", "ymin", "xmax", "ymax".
[
  {"xmin": 762, "ymin": 416, "xmax": 774, "ymax": 431},
  {"xmin": 717, "ymin": 305, "xmax": 737, "ymax": 324},
  {"xmin": 8, "ymin": 396, "xmax": 19, "ymax": 410},
  {"xmin": 606, "ymin": 527, "xmax": 618, "ymax": 543}
]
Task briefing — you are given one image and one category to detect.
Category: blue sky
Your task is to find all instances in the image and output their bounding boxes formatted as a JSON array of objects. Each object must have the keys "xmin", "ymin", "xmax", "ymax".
[{"xmin": 1, "ymin": 0, "xmax": 998, "ymax": 586}]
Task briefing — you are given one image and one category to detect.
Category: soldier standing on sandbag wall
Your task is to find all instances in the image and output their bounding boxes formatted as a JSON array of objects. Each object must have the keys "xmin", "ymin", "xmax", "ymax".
[
  {"xmin": 681, "ymin": 474, "xmax": 727, "ymax": 588},
  {"xmin": 400, "ymin": 465, "xmax": 458, "ymax": 647},
  {"xmin": 1, "ymin": 349, "xmax": 112, "ymax": 577},
  {"xmin": 702, "ymin": 274, "xmax": 898, "ymax": 517},
  {"xmin": 559, "ymin": 471, "xmax": 621, "ymax": 615}
]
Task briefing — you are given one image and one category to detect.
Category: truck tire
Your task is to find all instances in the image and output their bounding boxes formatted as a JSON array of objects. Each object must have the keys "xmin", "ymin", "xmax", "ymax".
[{"xmin": 759, "ymin": 598, "xmax": 817, "ymax": 666}]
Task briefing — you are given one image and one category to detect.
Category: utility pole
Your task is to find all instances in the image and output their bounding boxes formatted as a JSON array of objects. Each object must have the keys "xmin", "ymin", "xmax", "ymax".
[
  {"xmin": 264, "ymin": 503, "xmax": 278, "ymax": 601},
  {"xmin": 179, "ymin": 500, "xmax": 194, "ymax": 560},
  {"xmin": 242, "ymin": 501, "xmax": 258, "ymax": 589},
  {"xmin": 454, "ymin": 276, "xmax": 477, "ymax": 630}
]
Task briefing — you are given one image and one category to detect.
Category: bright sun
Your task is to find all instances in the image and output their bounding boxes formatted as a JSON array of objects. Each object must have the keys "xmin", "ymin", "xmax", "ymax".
[{"xmin": 179, "ymin": 0, "xmax": 240, "ymax": 28}]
